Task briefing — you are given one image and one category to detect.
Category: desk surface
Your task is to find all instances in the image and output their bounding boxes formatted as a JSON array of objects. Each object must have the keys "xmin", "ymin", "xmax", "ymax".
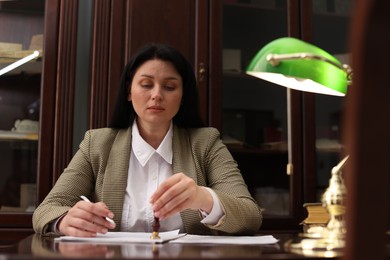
[{"xmin": 1, "ymin": 233, "xmax": 340, "ymax": 260}]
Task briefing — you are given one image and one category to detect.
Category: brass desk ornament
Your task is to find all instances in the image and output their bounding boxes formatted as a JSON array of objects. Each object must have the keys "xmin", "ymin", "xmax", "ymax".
[{"xmin": 286, "ymin": 156, "xmax": 349, "ymax": 256}]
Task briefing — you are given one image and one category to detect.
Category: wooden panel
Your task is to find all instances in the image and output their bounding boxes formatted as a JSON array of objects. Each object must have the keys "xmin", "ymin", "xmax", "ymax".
[
  {"xmin": 90, "ymin": 0, "xmax": 205, "ymax": 127},
  {"xmin": 0, "ymin": 214, "xmax": 33, "ymax": 245},
  {"xmin": 208, "ymin": 0, "xmax": 222, "ymax": 129},
  {"xmin": 52, "ymin": 0, "xmax": 78, "ymax": 181},
  {"xmin": 106, "ymin": 0, "xmax": 127, "ymax": 126},
  {"xmin": 344, "ymin": 0, "xmax": 390, "ymax": 259},
  {"xmin": 286, "ymin": 0, "xmax": 305, "ymax": 226},
  {"xmin": 194, "ymin": 0, "xmax": 209, "ymax": 125},
  {"xmin": 0, "ymin": 229, "xmax": 33, "ymax": 246},
  {"xmin": 0, "ymin": 213, "xmax": 32, "ymax": 228},
  {"xmin": 299, "ymin": 0, "xmax": 317, "ymax": 205},
  {"xmin": 89, "ymin": 0, "xmax": 112, "ymax": 128},
  {"xmin": 90, "ymin": 0, "xmax": 126, "ymax": 128},
  {"xmin": 125, "ymin": 0, "xmax": 196, "ymax": 64},
  {"xmin": 37, "ymin": 0, "xmax": 60, "ymax": 202}
]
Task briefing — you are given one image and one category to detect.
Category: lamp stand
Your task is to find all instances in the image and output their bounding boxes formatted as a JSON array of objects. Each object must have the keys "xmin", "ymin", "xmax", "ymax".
[{"xmin": 285, "ymin": 156, "xmax": 349, "ymax": 257}]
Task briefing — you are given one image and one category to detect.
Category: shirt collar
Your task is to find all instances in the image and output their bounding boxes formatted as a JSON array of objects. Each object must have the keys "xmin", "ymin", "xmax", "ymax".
[{"xmin": 132, "ymin": 120, "xmax": 173, "ymax": 166}]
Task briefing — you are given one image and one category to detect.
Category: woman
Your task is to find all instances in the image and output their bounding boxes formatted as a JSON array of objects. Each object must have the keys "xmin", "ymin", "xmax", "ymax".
[{"xmin": 33, "ymin": 43, "xmax": 262, "ymax": 237}]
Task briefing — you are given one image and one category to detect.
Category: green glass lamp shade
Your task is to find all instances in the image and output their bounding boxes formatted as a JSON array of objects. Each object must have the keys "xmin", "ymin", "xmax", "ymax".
[{"xmin": 246, "ymin": 37, "xmax": 349, "ymax": 96}]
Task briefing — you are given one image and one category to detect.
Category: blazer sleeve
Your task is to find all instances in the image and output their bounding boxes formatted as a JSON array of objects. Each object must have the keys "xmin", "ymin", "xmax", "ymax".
[
  {"xmin": 32, "ymin": 129, "xmax": 113, "ymax": 235},
  {"xmin": 190, "ymin": 127, "xmax": 263, "ymax": 235}
]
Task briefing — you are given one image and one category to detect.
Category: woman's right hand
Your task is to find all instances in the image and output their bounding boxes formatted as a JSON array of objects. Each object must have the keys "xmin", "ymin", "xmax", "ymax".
[{"xmin": 58, "ymin": 200, "xmax": 115, "ymax": 237}]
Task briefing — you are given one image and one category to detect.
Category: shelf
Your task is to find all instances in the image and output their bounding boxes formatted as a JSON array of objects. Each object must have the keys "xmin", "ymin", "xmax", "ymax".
[
  {"xmin": 0, "ymin": 49, "xmax": 40, "ymax": 61},
  {"xmin": 0, "ymin": 61, "xmax": 42, "ymax": 75},
  {"xmin": 223, "ymin": 70, "xmax": 250, "ymax": 77},
  {"xmin": 0, "ymin": 130, "xmax": 38, "ymax": 141},
  {"xmin": 225, "ymin": 141, "xmax": 288, "ymax": 154},
  {"xmin": 0, "ymin": 43, "xmax": 43, "ymax": 75},
  {"xmin": 315, "ymin": 139, "xmax": 344, "ymax": 153},
  {"xmin": 0, "ymin": 0, "xmax": 45, "ymax": 14},
  {"xmin": 223, "ymin": 1, "xmax": 285, "ymax": 11}
]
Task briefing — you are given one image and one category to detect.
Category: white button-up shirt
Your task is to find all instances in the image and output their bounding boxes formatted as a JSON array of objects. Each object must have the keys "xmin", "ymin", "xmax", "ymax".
[{"xmin": 120, "ymin": 120, "xmax": 224, "ymax": 232}]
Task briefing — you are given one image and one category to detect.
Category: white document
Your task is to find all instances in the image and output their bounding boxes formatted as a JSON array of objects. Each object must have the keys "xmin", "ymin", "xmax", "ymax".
[
  {"xmin": 55, "ymin": 229, "xmax": 278, "ymax": 245},
  {"xmin": 170, "ymin": 234, "xmax": 279, "ymax": 245},
  {"xmin": 54, "ymin": 229, "xmax": 185, "ymax": 244}
]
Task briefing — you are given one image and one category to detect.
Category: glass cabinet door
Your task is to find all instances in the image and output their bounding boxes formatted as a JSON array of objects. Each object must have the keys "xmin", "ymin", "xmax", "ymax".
[
  {"xmin": 221, "ymin": 0, "xmax": 291, "ymax": 219},
  {"xmin": 311, "ymin": 0, "xmax": 353, "ymax": 201},
  {"xmin": 0, "ymin": 0, "xmax": 45, "ymax": 213}
]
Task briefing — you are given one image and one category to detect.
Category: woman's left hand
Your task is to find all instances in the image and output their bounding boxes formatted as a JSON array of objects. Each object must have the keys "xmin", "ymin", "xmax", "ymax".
[{"xmin": 150, "ymin": 173, "xmax": 213, "ymax": 220}]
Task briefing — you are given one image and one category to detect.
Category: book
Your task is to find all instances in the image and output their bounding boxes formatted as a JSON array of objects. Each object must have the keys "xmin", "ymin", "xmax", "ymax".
[{"xmin": 301, "ymin": 203, "xmax": 330, "ymax": 232}]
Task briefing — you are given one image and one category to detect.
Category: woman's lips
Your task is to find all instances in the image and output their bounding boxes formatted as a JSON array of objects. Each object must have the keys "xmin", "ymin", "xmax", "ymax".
[{"xmin": 148, "ymin": 106, "xmax": 164, "ymax": 111}]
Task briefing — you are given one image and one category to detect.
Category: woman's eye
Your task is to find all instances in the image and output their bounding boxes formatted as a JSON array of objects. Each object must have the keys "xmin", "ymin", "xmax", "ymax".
[
  {"xmin": 165, "ymin": 85, "xmax": 175, "ymax": 91},
  {"xmin": 141, "ymin": 84, "xmax": 153, "ymax": 88}
]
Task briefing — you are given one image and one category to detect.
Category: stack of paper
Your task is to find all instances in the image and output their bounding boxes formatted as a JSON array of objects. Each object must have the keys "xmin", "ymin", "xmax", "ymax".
[
  {"xmin": 55, "ymin": 230, "xmax": 184, "ymax": 244},
  {"xmin": 54, "ymin": 230, "xmax": 278, "ymax": 245}
]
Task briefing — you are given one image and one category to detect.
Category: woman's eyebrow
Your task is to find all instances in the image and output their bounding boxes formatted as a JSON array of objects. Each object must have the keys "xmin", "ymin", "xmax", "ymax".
[
  {"xmin": 139, "ymin": 74, "xmax": 153, "ymax": 78},
  {"xmin": 139, "ymin": 74, "xmax": 180, "ymax": 81},
  {"xmin": 164, "ymin": 76, "xmax": 180, "ymax": 81}
]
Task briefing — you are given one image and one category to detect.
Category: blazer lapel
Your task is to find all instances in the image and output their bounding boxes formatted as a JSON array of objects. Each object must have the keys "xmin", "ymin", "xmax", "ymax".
[
  {"xmin": 101, "ymin": 127, "xmax": 132, "ymax": 229},
  {"xmin": 172, "ymin": 126, "xmax": 197, "ymax": 180},
  {"xmin": 173, "ymin": 126, "xmax": 206, "ymax": 233}
]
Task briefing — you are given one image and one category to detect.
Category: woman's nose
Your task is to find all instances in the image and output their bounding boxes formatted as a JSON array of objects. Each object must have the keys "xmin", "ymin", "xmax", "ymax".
[{"xmin": 151, "ymin": 86, "xmax": 163, "ymax": 101}]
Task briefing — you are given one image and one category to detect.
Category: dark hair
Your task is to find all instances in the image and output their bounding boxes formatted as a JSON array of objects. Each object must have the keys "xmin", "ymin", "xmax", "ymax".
[{"xmin": 109, "ymin": 43, "xmax": 204, "ymax": 128}]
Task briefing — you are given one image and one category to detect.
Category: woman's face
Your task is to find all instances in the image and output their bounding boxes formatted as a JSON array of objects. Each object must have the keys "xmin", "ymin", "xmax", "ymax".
[{"xmin": 129, "ymin": 59, "xmax": 183, "ymax": 130}]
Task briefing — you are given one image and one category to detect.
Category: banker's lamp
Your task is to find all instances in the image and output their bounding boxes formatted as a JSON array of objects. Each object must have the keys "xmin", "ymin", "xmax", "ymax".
[
  {"xmin": 246, "ymin": 37, "xmax": 352, "ymax": 256},
  {"xmin": 246, "ymin": 37, "xmax": 352, "ymax": 96}
]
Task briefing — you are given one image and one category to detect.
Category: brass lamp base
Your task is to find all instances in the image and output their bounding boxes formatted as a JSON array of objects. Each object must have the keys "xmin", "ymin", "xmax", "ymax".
[
  {"xmin": 286, "ymin": 156, "xmax": 349, "ymax": 257},
  {"xmin": 287, "ymin": 219, "xmax": 345, "ymax": 257},
  {"xmin": 286, "ymin": 219, "xmax": 345, "ymax": 258},
  {"xmin": 285, "ymin": 236, "xmax": 344, "ymax": 258}
]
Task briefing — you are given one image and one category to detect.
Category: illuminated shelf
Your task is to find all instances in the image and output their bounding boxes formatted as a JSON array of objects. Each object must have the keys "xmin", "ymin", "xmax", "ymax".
[{"xmin": 0, "ymin": 130, "xmax": 38, "ymax": 141}]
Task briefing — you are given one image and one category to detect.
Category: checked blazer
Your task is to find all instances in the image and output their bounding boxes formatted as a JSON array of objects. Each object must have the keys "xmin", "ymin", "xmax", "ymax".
[{"xmin": 33, "ymin": 125, "xmax": 262, "ymax": 235}]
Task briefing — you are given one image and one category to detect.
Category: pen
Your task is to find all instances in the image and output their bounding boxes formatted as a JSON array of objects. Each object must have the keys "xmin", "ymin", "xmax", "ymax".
[{"xmin": 80, "ymin": 195, "xmax": 116, "ymax": 225}]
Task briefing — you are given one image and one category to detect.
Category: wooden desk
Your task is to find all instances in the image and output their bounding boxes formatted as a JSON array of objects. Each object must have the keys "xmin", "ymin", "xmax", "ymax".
[{"xmin": 0, "ymin": 233, "xmax": 340, "ymax": 259}]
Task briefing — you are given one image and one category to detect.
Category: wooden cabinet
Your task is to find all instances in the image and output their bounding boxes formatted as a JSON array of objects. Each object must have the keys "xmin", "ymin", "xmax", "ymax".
[
  {"xmin": 0, "ymin": 0, "xmax": 97, "ymax": 245},
  {"xmin": 0, "ymin": 0, "xmax": 208, "ymax": 245},
  {"xmin": 86, "ymin": 0, "xmax": 344, "ymax": 231},
  {"xmin": 0, "ymin": 0, "xmax": 353, "ymax": 245},
  {"xmin": 88, "ymin": 0, "xmax": 209, "ymax": 128},
  {"xmin": 210, "ymin": 0, "xmax": 352, "ymax": 230},
  {"xmin": 75, "ymin": 0, "xmax": 303, "ymax": 231},
  {"xmin": 308, "ymin": 1, "xmax": 352, "ymax": 203},
  {"xmin": 61, "ymin": 0, "xmax": 210, "ymax": 156},
  {"xmin": 0, "ymin": 0, "xmax": 60, "ymax": 245},
  {"xmin": 208, "ymin": 0, "xmax": 303, "ymax": 230}
]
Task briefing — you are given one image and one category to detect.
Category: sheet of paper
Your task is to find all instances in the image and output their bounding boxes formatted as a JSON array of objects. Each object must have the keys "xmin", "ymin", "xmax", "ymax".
[
  {"xmin": 55, "ymin": 230, "xmax": 278, "ymax": 245},
  {"xmin": 170, "ymin": 234, "xmax": 278, "ymax": 245},
  {"xmin": 55, "ymin": 229, "xmax": 185, "ymax": 244}
]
